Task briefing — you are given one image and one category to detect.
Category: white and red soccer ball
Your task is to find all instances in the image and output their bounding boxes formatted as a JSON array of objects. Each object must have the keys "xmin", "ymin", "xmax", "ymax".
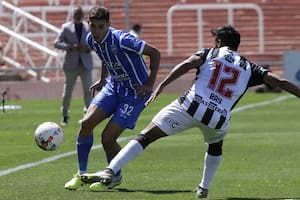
[{"xmin": 34, "ymin": 122, "xmax": 63, "ymax": 151}]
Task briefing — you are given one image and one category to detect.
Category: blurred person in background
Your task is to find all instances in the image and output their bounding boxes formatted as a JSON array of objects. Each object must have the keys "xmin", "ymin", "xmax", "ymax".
[
  {"xmin": 130, "ymin": 24, "xmax": 147, "ymax": 60},
  {"xmin": 54, "ymin": 5, "xmax": 93, "ymax": 126},
  {"xmin": 129, "ymin": 23, "xmax": 142, "ymax": 38}
]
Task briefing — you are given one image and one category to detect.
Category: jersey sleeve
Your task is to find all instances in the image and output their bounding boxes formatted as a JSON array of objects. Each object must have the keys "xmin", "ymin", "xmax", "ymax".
[
  {"xmin": 120, "ymin": 33, "xmax": 145, "ymax": 55},
  {"xmin": 247, "ymin": 62, "xmax": 268, "ymax": 87},
  {"xmin": 194, "ymin": 48, "xmax": 210, "ymax": 61}
]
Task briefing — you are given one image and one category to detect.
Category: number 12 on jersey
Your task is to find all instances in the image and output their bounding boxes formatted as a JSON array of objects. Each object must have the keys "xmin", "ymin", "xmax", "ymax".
[{"xmin": 208, "ymin": 60, "xmax": 240, "ymax": 99}]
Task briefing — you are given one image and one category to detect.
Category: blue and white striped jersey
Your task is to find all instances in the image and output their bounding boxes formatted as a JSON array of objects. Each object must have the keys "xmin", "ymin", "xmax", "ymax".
[{"xmin": 86, "ymin": 27, "xmax": 148, "ymax": 97}]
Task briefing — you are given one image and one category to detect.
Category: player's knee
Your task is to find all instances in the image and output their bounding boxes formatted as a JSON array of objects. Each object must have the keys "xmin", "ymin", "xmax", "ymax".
[
  {"xmin": 134, "ymin": 134, "xmax": 150, "ymax": 149},
  {"xmin": 79, "ymin": 119, "xmax": 94, "ymax": 137},
  {"xmin": 207, "ymin": 140, "xmax": 223, "ymax": 156},
  {"xmin": 80, "ymin": 118, "xmax": 91, "ymax": 130}
]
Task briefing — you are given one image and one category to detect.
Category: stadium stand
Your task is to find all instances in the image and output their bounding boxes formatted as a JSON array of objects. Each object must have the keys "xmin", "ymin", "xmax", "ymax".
[{"xmin": 0, "ymin": 0, "xmax": 299, "ymax": 97}]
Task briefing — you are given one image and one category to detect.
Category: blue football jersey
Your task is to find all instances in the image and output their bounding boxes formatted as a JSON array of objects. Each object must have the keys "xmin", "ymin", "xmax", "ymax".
[{"xmin": 86, "ymin": 27, "xmax": 148, "ymax": 97}]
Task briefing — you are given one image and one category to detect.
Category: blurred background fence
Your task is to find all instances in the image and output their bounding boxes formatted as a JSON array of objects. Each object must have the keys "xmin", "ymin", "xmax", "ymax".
[{"xmin": 1, "ymin": 0, "xmax": 300, "ymax": 98}]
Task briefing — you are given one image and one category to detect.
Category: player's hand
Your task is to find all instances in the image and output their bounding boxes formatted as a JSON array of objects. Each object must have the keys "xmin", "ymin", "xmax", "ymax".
[
  {"xmin": 134, "ymin": 84, "xmax": 152, "ymax": 99},
  {"xmin": 145, "ymin": 84, "xmax": 163, "ymax": 106},
  {"xmin": 77, "ymin": 45, "xmax": 90, "ymax": 53},
  {"xmin": 69, "ymin": 44, "xmax": 88, "ymax": 53},
  {"xmin": 69, "ymin": 44, "xmax": 79, "ymax": 51},
  {"xmin": 90, "ymin": 80, "xmax": 106, "ymax": 97}
]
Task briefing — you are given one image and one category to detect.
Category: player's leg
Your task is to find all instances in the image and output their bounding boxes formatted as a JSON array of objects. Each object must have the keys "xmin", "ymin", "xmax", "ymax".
[
  {"xmin": 61, "ymin": 69, "xmax": 78, "ymax": 125},
  {"xmin": 105, "ymin": 123, "xmax": 167, "ymax": 178},
  {"xmin": 196, "ymin": 139, "xmax": 223, "ymax": 198},
  {"xmin": 86, "ymin": 100, "xmax": 193, "ymax": 186},
  {"xmin": 195, "ymin": 121, "xmax": 228, "ymax": 198},
  {"xmin": 88, "ymin": 97, "xmax": 148, "ymax": 189},
  {"xmin": 79, "ymin": 67, "xmax": 92, "ymax": 114},
  {"xmin": 83, "ymin": 123, "xmax": 167, "ymax": 190},
  {"xmin": 64, "ymin": 104, "xmax": 107, "ymax": 190},
  {"xmin": 65, "ymin": 86, "xmax": 116, "ymax": 190},
  {"xmin": 80, "ymin": 100, "xmax": 174, "ymax": 189},
  {"xmin": 77, "ymin": 104, "xmax": 107, "ymax": 172},
  {"xmin": 101, "ymin": 121, "xmax": 124, "ymax": 179}
]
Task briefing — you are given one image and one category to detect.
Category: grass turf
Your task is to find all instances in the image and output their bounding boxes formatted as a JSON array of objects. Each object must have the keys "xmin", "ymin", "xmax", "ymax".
[{"xmin": 0, "ymin": 92, "xmax": 299, "ymax": 200}]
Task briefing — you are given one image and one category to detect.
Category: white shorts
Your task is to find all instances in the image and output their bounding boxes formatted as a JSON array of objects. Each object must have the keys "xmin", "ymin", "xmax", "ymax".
[{"xmin": 152, "ymin": 100, "xmax": 229, "ymax": 144}]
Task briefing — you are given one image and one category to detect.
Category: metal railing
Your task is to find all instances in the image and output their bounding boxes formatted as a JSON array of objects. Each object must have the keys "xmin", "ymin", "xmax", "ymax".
[
  {"xmin": 167, "ymin": 3, "xmax": 265, "ymax": 55},
  {"xmin": 0, "ymin": 0, "xmax": 63, "ymax": 81},
  {"xmin": 0, "ymin": 1, "xmax": 98, "ymax": 81}
]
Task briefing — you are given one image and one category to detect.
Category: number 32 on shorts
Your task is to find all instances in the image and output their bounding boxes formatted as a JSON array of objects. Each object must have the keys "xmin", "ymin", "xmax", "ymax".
[{"xmin": 120, "ymin": 104, "xmax": 134, "ymax": 117}]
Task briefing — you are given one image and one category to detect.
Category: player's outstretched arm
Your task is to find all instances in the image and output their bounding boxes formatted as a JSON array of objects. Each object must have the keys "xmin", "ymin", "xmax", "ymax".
[
  {"xmin": 147, "ymin": 54, "xmax": 204, "ymax": 104},
  {"xmin": 158, "ymin": 54, "xmax": 203, "ymax": 91},
  {"xmin": 264, "ymin": 72, "xmax": 300, "ymax": 98}
]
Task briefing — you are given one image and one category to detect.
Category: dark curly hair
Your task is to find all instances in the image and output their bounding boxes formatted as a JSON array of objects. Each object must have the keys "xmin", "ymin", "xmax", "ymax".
[{"xmin": 211, "ymin": 25, "xmax": 240, "ymax": 51}]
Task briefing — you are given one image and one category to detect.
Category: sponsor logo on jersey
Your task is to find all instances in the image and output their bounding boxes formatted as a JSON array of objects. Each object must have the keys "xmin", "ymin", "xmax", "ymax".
[{"xmin": 209, "ymin": 92, "xmax": 222, "ymax": 104}]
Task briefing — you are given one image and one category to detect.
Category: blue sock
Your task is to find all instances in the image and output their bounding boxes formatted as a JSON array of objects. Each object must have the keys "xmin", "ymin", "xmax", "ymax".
[
  {"xmin": 77, "ymin": 134, "xmax": 93, "ymax": 174},
  {"xmin": 106, "ymin": 154, "xmax": 121, "ymax": 177}
]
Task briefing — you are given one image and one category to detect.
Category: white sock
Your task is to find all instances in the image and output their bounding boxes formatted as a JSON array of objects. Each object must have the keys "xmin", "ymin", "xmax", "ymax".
[
  {"xmin": 107, "ymin": 140, "xmax": 144, "ymax": 174},
  {"xmin": 200, "ymin": 152, "xmax": 222, "ymax": 189}
]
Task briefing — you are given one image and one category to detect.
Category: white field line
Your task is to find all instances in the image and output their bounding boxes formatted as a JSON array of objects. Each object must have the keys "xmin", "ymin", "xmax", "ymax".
[
  {"xmin": 232, "ymin": 95, "xmax": 291, "ymax": 113},
  {"xmin": 0, "ymin": 136, "xmax": 134, "ymax": 177},
  {"xmin": 0, "ymin": 95, "xmax": 293, "ymax": 177}
]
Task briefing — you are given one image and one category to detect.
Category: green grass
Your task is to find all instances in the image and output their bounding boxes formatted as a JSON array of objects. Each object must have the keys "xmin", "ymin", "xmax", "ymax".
[{"xmin": 0, "ymin": 92, "xmax": 299, "ymax": 200}]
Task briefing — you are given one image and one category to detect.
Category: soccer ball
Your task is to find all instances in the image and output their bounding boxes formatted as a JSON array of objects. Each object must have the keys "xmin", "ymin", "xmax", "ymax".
[{"xmin": 34, "ymin": 122, "xmax": 64, "ymax": 151}]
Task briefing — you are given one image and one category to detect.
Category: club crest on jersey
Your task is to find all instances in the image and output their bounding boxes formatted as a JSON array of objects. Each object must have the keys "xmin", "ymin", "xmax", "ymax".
[
  {"xmin": 132, "ymin": 38, "xmax": 140, "ymax": 48},
  {"xmin": 110, "ymin": 45, "xmax": 117, "ymax": 54}
]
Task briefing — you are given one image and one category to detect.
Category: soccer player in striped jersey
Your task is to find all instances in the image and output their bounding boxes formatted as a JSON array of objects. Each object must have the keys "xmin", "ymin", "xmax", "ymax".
[
  {"xmin": 64, "ymin": 6, "xmax": 160, "ymax": 191},
  {"xmin": 81, "ymin": 25, "xmax": 300, "ymax": 197}
]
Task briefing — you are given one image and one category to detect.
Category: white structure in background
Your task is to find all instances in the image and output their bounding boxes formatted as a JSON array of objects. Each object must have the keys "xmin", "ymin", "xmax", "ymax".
[{"xmin": 284, "ymin": 51, "xmax": 300, "ymax": 87}]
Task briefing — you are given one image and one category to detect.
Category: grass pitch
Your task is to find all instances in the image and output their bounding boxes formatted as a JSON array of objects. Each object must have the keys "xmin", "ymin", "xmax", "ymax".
[{"xmin": 0, "ymin": 92, "xmax": 299, "ymax": 200}]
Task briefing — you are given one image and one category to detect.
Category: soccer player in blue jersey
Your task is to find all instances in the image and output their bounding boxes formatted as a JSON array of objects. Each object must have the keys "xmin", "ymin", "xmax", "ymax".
[{"xmin": 64, "ymin": 6, "xmax": 160, "ymax": 191}]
